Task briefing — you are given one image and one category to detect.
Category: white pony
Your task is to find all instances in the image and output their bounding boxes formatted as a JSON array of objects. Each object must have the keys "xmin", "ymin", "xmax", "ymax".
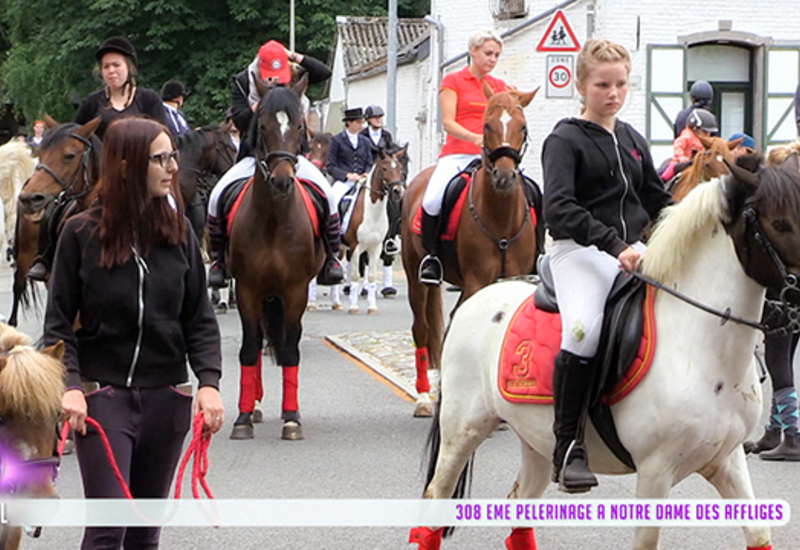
[
  {"xmin": 0, "ymin": 141, "xmax": 37, "ymax": 261},
  {"xmin": 412, "ymin": 160, "xmax": 800, "ymax": 550},
  {"xmin": 308, "ymin": 146, "xmax": 406, "ymax": 314}
]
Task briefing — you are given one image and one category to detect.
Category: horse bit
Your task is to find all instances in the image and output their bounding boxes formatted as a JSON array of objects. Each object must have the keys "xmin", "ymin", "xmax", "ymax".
[{"xmin": 33, "ymin": 133, "xmax": 95, "ymax": 206}]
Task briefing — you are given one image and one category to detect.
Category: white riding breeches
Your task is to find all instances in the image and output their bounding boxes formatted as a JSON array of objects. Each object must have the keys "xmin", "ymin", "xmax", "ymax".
[
  {"xmin": 207, "ymin": 155, "xmax": 336, "ymax": 218},
  {"xmin": 549, "ymin": 239, "xmax": 647, "ymax": 357},
  {"xmin": 421, "ymin": 153, "xmax": 479, "ymax": 216}
]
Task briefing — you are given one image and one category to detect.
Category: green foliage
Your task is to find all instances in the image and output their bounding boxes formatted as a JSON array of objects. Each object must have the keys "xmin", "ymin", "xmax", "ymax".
[{"xmin": 0, "ymin": 0, "xmax": 430, "ymax": 126}]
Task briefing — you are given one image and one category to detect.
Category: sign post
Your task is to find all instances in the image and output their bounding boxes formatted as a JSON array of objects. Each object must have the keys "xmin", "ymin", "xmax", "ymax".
[{"xmin": 546, "ymin": 55, "xmax": 574, "ymax": 99}]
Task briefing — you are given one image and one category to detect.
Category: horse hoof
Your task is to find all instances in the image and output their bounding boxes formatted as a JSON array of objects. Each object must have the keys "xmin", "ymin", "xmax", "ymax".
[
  {"xmin": 307, "ymin": 303, "xmax": 317, "ymax": 312},
  {"xmin": 367, "ymin": 307, "xmax": 378, "ymax": 315},
  {"xmin": 216, "ymin": 302, "xmax": 228, "ymax": 314},
  {"xmin": 348, "ymin": 306, "xmax": 359, "ymax": 315},
  {"xmin": 282, "ymin": 421, "xmax": 304, "ymax": 440},
  {"xmin": 414, "ymin": 395, "xmax": 434, "ymax": 417},
  {"xmin": 252, "ymin": 408, "xmax": 264, "ymax": 424},
  {"xmin": 230, "ymin": 423, "xmax": 254, "ymax": 440},
  {"xmin": 332, "ymin": 302, "xmax": 343, "ymax": 311}
]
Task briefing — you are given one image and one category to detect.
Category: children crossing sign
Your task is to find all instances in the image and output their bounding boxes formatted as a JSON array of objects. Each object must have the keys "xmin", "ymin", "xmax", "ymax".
[
  {"xmin": 546, "ymin": 55, "xmax": 574, "ymax": 98},
  {"xmin": 536, "ymin": 10, "xmax": 580, "ymax": 52}
]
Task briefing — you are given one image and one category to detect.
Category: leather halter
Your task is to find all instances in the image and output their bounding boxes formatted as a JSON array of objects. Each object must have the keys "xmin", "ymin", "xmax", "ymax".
[{"xmin": 33, "ymin": 133, "xmax": 95, "ymax": 205}]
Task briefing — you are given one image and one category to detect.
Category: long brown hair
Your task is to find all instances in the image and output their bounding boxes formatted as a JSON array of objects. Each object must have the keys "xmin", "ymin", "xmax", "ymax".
[{"xmin": 93, "ymin": 117, "xmax": 185, "ymax": 268}]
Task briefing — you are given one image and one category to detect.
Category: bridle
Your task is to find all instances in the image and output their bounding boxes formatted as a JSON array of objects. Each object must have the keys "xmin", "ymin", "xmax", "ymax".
[
  {"xmin": 254, "ymin": 115, "xmax": 298, "ymax": 183},
  {"xmin": 365, "ymin": 160, "xmax": 405, "ymax": 202},
  {"xmin": 32, "ymin": 133, "xmax": 95, "ymax": 206}
]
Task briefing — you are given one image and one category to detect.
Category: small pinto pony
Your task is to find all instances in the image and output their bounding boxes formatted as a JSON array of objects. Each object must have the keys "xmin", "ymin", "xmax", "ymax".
[
  {"xmin": 0, "ymin": 324, "xmax": 65, "ymax": 550},
  {"xmin": 12, "ymin": 116, "xmax": 101, "ymax": 326},
  {"xmin": 228, "ymin": 75, "xmax": 326, "ymax": 441},
  {"xmin": 401, "ymin": 87, "xmax": 541, "ymax": 416}
]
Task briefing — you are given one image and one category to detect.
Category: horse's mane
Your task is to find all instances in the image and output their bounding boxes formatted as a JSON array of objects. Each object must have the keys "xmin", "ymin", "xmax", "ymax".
[
  {"xmin": 38, "ymin": 122, "xmax": 102, "ymax": 178},
  {"xmin": 484, "ymin": 91, "xmax": 522, "ymax": 119},
  {"xmin": 263, "ymin": 86, "xmax": 301, "ymax": 117},
  {"xmin": 0, "ymin": 324, "xmax": 63, "ymax": 453},
  {"xmin": 643, "ymin": 178, "xmax": 726, "ymax": 281},
  {"xmin": 175, "ymin": 125, "xmax": 220, "ymax": 159}
]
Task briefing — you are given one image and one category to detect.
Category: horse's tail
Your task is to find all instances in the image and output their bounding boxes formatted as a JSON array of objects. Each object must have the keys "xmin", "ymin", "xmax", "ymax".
[
  {"xmin": 261, "ymin": 297, "xmax": 286, "ymax": 362},
  {"xmin": 422, "ymin": 395, "xmax": 474, "ymax": 539},
  {"xmin": 426, "ymin": 285, "xmax": 444, "ymax": 370}
]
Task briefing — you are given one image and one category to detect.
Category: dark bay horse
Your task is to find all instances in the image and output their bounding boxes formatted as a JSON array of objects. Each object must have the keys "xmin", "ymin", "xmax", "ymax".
[
  {"xmin": 401, "ymin": 88, "xmax": 540, "ymax": 417},
  {"xmin": 0, "ymin": 324, "xmax": 65, "ymax": 549},
  {"xmin": 229, "ymin": 75, "xmax": 326, "ymax": 441},
  {"xmin": 11, "ymin": 117, "xmax": 101, "ymax": 325},
  {"xmin": 306, "ymin": 132, "xmax": 332, "ymax": 180},
  {"xmin": 176, "ymin": 122, "xmax": 237, "ymax": 240}
]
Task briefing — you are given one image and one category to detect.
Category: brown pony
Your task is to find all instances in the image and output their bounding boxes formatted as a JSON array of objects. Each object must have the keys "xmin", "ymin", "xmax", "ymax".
[
  {"xmin": 668, "ymin": 134, "xmax": 742, "ymax": 201},
  {"xmin": 401, "ymin": 88, "xmax": 540, "ymax": 416},
  {"xmin": 306, "ymin": 132, "xmax": 333, "ymax": 179},
  {"xmin": 0, "ymin": 324, "xmax": 65, "ymax": 549},
  {"xmin": 228, "ymin": 75, "xmax": 326, "ymax": 441},
  {"xmin": 11, "ymin": 117, "xmax": 101, "ymax": 326}
]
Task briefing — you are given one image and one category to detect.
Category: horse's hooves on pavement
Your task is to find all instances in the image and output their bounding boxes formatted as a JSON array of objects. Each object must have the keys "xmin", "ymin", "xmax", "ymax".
[
  {"xmin": 348, "ymin": 307, "xmax": 359, "ymax": 315},
  {"xmin": 413, "ymin": 401, "xmax": 434, "ymax": 418},
  {"xmin": 332, "ymin": 303, "xmax": 343, "ymax": 311},
  {"xmin": 230, "ymin": 423, "xmax": 254, "ymax": 440},
  {"xmin": 282, "ymin": 421, "xmax": 304, "ymax": 441},
  {"xmin": 367, "ymin": 307, "xmax": 378, "ymax": 315},
  {"xmin": 252, "ymin": 408, "xmax": 264, "ymax": 424},
  {"xmin": 306, "ymin": 303, "xmax": 317, "ymax": 312}
]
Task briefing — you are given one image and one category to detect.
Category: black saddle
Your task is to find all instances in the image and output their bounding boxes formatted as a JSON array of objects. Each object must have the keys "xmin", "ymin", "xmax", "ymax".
[
  {"xmin": 337, "ymin": 184, "xmax": 359, "ymax": 220},
  {"xmin": 218, "ymin": 177, "xmax": 250, "ymax": 221},
  {"xmin": 534, "ymin": 255, "xmax": 645, "ymax": 470}
]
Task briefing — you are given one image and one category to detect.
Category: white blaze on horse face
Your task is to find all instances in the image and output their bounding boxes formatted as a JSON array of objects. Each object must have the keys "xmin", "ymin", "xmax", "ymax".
[
  {"xmin": 276, "ymin": 111, "xmax": 290, "ymax": 138},
  {"xmin": 500, "ymin": 109, "xmax": 513, "ymax": 147}
]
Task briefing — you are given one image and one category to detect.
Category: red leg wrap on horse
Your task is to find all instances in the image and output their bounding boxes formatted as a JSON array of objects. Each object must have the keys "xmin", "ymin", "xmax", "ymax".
[
  {"xmin": 415, "ymin": 348, "xmax": 430, "ymax": 394},
  {"xmin": 747, "ymin": 546, "xmax": 772, "ymax": 550},
  {"xmin": 238, "ymin": 365, "xmax": 259, "ymax": 413},
  {"xmin": 408, "ymin": 526, "xmax": 444, "ymax": 550},
  {"xmin": 255, "ymin": 354, "xmax": 264, "ymax": 402},
  {"xmin": 282, "ymin": 366, "xmax": 299, "ymax": 412},
  {"xmin": 505, "ymin": 527, "xmax": 536, "ymax": 550}
]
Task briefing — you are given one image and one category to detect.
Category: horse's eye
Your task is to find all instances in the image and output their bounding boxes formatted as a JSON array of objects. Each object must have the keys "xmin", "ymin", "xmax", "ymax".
[
  {"xmin": 63, "ymin": 154, "xmax": 76, "ymax": 163},
  {"xmin": 773, "ymin": 219, "xmax": 793, "ymax": 233}
]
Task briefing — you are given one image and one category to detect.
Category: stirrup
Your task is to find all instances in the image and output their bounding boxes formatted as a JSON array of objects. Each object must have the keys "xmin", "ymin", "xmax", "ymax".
[
  {"xmin": 418, "ymin": 254, "xmax": 442, "ymax": 286},
  {"xmin": 383, "ymin": 237, "xmax": 400, "ymax": 256},
  {"xmin": 28, "ymin": 260, "xmax": 49, "ymax": 282},
  {"xmin": 318, "ymin": 258, "xmax": 344, "ymax": 286},
  {"xmin": 558, "ymin": 441, "xmax": 598, "ymax": 494},
  {"xmin": 208, "ymin": 262, "xmax": 228, "ymax": 288}
]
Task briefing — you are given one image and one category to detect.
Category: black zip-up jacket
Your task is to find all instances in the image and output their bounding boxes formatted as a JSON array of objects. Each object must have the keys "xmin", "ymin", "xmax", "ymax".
[
  {"xmin": 542, "ymin": 118, "xmax": 672, "ymax": 257},
  {"xmin": 44, "ymin": 208, "xmax": 222, "ymax": 390}
]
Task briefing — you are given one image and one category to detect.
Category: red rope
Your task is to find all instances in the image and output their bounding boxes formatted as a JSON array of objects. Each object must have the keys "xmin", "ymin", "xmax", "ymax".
[
  {"xmin": 57, "ymin": 411, "xmax": 214, "ymax": 501},
  {"xmin": 173, "ymin": 412, "xmax": 214, "ymax": 499}
]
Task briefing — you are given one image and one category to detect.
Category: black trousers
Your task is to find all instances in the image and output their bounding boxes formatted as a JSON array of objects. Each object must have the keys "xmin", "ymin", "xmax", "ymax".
[{"xmin": 76, "ymin": 385, "xmax": 192, "ymax": 549}]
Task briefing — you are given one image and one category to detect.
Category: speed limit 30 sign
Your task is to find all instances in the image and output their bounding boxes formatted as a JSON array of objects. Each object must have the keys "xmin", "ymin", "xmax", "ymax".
[{"xmin": 546, "ymin": 55, "xmax": 574, "ymax": 98}]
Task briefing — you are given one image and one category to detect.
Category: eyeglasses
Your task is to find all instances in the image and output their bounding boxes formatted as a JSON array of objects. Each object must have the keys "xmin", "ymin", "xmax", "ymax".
[{"xmin": 149, "ymin": 151, "xmax": 179, "ymax": 168}]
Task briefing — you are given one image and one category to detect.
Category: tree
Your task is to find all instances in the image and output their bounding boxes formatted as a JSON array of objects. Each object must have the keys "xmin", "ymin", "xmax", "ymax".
[{"xmin": 0, "ymin": 0, "xmax": 429, "ymax": 126}]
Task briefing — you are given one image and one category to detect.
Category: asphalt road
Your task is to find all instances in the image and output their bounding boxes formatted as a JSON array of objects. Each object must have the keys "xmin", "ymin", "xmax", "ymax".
[{"xmin": 2, "ymin": 265, "xmax": 799, "ymax": 549}]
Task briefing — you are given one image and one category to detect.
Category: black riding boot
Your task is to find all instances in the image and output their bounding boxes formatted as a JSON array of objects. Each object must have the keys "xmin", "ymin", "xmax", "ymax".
[
  {"xmin": 382, "ymin": 197, "xmax": 401, "ymax": 256},
  {"xmin": 28, "ymin": 210, "xmax": 55, "ymax": 282},
  {"xmin": 207, "ymin": 215, "xmax": 228, "ymax": 288},
  {"xmin": 318, "ymin": 214, "xmax": 344, "ymax": 286},
  {"xmin": 552, "ymin": 350, "xmax": 599, "ymax": 493},
  {"xmin": 418, "ymin": 211, "xmax": 442, "ymax": 285}
]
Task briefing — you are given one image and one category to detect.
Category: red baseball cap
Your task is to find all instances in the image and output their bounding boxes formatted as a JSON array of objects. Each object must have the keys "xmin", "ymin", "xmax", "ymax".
[{"xmin": 258, "ymin": 41, "xmax": 291, "ymax": 84}]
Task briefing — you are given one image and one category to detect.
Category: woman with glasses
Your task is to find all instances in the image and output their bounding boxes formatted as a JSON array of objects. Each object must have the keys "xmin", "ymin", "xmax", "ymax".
[
  {"xmin": 73, "ymin": 36, "xmax": 169, "ymax": 140},
  {"xmin": 45, "ymin": 117, "xmax": 223, "ymax": 549}
]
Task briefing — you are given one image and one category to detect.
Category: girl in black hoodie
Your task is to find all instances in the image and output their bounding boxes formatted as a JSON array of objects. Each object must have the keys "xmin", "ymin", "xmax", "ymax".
[{"xmin": 542, "ymin": 39, "xmax": 672, "ymax": 492}]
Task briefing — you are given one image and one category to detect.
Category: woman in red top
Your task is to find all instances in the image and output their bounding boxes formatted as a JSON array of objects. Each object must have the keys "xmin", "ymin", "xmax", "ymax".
[{"xmin": 418, "ymin": 28, "xmax": 509, "ymax": 285}]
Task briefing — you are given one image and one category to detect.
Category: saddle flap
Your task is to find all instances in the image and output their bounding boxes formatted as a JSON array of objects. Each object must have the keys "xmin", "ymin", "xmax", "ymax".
[
  {"xmin": 219, "ymin": 177, "xmax": 250, "ymax": 220},
  {"xmin": 533, "ymin": 255, "xmax": 558, "ymax": 313}
]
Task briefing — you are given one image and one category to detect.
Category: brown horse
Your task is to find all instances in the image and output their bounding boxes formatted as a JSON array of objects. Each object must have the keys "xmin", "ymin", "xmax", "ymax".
[
  {"xmin": 229, "ymin": 75, "xmax": 326, "ymax": 441},
  {"xmin": 334, "ymin": 146, "xmax": 407, "ymax": 314},
  {"xmin": 11, "ymin": 117, "xmax": 101, "ymax": 326},
  {"xmin": 176, "ymin": 122, "xmax": 237, "ymax": 240},
  {"xmin": 401, "ymin": 88, "xmax": 540, "ymax": 416},
  {"xmin": 0, "ymin": 324, "xmax": 65, "ymax": 549},
  {"xmin": 668, "ymin": 134, "xmax": 741, "ymax": 201},
  {"xmin": 305, "ymin": 132, "xmax": 333, "ymax": 180}
]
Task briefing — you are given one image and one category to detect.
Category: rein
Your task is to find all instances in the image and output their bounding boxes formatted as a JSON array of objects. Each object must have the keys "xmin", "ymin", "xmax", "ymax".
[
  {"xmin": 467, "ymin": 168, "xmax": 530, "ymax": 279},
  {"xmin": 33, "ymin": 133, "xmax": 95, "ymax": 205}
]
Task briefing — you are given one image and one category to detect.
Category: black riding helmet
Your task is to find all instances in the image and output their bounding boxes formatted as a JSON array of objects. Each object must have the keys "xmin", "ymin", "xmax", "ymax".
[
  {"xmin": 689, "ymin": 80, "xmax": 714, "ymax": 101},
  {"xmin": 687, "ymin": 109, "xmax": 718, "ymax": 134},
  {"xmin": 95, "ymin": 37, "xmax": 137, "ymax": 65},
  {"xmin": 364, "ymin": 105, "xmax": 385, "ymax": 119}
]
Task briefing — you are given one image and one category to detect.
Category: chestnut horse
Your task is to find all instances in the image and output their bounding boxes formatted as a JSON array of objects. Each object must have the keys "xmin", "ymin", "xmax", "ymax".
[
  {"xmin": 306, "ymin": 132, "xmax": 333, "ymax": 180},
  {"xmin": 11, "ymin": 117, "xmax": 101, "ymax": 326},
  {"xmin": 0, "ymin": 324, "xmax": 65, "ymax": 549},
  {"xmin": 228, "ymin": 75, "xmax": 326, "ymax": 441},
  {"xmin": 401, "ymin": 88, "xmax": 540, "ymax": 416},
  {"xmin": 176, "ymin": 122, "xmax": 237, "ymax": 240},
  {"xmin": 668, "ymin": 134, "xmax": 742, "ymax": 201}
]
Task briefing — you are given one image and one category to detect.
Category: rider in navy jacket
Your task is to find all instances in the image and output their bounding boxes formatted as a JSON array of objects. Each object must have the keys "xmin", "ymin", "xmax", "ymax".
[{"xmin": 326, "ymin": 129, "xmax": 374, "ymax": 183}]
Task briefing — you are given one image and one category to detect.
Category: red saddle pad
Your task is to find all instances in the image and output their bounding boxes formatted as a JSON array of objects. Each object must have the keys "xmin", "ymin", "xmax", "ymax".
[
  {"xmin": 498, "ymin": 286, "xmax": 657, "ymax": 405},
  {"xmin": 227, "ymin": 177, "xmax": 320, "ymax": 238}
]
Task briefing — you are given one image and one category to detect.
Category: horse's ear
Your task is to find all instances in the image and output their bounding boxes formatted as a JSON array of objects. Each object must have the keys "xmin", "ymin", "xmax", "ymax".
[
  {"xmin": 724, "ymin": 158, "xmax": 760, "ymax": 194},
  {"xmin": 782, "ymin": 151, "xmax": 800, "ymax": 175},
  {"xmin": 219, "ymin": 119, "xmax": 233, "ymax": 134},
  {"xmin": 698, "ymin": 133, "xmax": 713, "ymax": 149},
  {"xmin": 728, "ymin": 137, "xmax": 744, "ymax": 150},
  {"xmin": 394, "ymin": 143, "xmax": 409, "ymax": 161},
  {"xmin": 43, "ymin": 114, "xmax": 59, "ymax": 129},
  {"xmin": 41, "ymin": 340, "xmax": 65, "ymax": 361},
  {"xmin": 291, "ymin": 73, "xmax": 309, "ymax": 98},
  {"xmin": 516, "ymin": 87, "xmax": 539, "ymax": 108},
  {"xmin": 253, "ymin": 77, "xmax": 271, "ymax": 102},
  {"xmin": 76, "ymin": 117, "xmax": 101, "ymax": 140},
  {"xmin": 483, "ymin": 81, "xmax": 494, "ymax": 100}
]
